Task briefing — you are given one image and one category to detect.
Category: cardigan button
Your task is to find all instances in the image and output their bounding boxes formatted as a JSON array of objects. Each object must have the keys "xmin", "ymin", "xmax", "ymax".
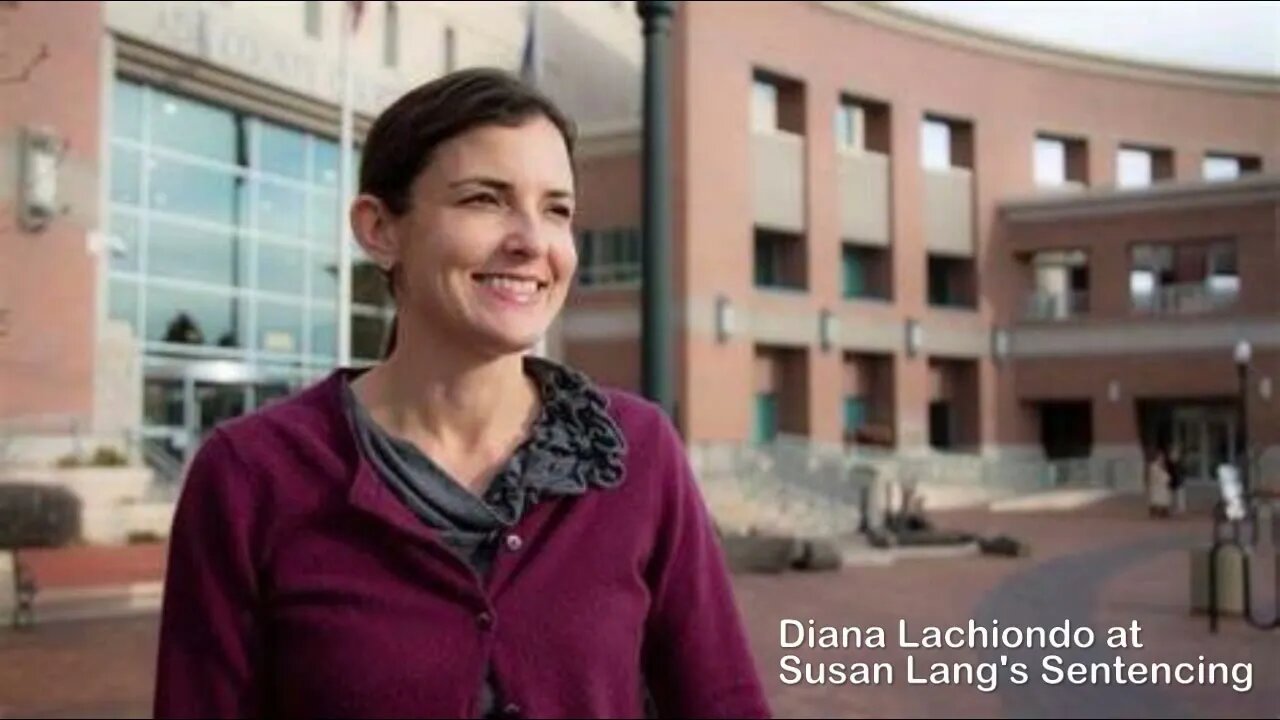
[
  {"xmin": 504, "ymin": 533, "xmax": 523, "ymax": 552},
  {"xmin": 501, "ymin": 702, "xmax": 522, "ymax": 718},
  {"xmin": 476, "ymin": 611, "xmax": 494, "ymax": 630}
]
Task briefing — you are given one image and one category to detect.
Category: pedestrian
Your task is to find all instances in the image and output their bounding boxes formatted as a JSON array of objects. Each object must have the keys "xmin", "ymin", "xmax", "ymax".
[
  {"xmin": 1146, "ymin": 446, "xmax": 1172, "ymax": 518},
  {"xmin": 153, "ymin": 68, "xmax": 770, "ymax": 720}
]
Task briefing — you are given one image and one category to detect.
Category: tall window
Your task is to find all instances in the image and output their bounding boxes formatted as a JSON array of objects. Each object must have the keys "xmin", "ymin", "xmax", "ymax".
[
  {"xmin": 843, "ymin": 395, "xmax": 868, "ymax": 436},
  {"xmin": 754, "ymin": 392, "xmax": 779, "ymax": 444},
  {"xmin": 106, "ymin": 77, "xmax": 389, "ymax": 373},
  {"xmin": 751, "ymin": 80, "xmax": 778, "ymax": 133},
  {"xmin": 1034, "ymin": 137, "xmax": 1067, "ymax": 186},
  {"xmin": 920, "ymin": 119, "xmax": 951, "ymax": 171},
  {"xmin": 835, "ymin": 101, "xmax": 865, "ymax": 152}
]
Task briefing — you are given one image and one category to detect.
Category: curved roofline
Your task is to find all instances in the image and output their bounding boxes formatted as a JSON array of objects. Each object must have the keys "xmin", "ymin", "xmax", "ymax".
[{"xmin": 818, "ymin": 1, "xmax": 1280, "ymax": 96}]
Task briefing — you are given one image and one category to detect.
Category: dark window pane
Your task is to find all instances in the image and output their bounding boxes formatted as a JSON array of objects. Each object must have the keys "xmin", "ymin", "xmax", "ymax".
[
  {"xmin": 353, "ymin": 259, "xmax": 392, "ymax": 307},
  {"xmin": 352, "ymin": 312, "xmax": 390, "ymax": 361}
]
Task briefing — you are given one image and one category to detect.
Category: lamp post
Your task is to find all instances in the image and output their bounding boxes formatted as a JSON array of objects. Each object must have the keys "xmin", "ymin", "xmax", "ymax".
[
  {"xmin": 637, "ymin": 0, "xmax": 676, "ymax": 418},
  {"xmin": 1234, "ymin": 339, "xmax": 1252, "ymax": 498}
]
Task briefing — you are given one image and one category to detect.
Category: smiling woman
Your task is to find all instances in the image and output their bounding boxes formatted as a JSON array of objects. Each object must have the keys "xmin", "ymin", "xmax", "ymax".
[{"xmin": 152, "ymin": 69, "xmax": 771, "ymax": 720}]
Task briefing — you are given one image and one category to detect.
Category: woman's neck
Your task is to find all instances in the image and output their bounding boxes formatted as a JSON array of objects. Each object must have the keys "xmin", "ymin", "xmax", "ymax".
[{"xmin": 351, "ymin": 319, "xmax": 540, "ymax": 458}]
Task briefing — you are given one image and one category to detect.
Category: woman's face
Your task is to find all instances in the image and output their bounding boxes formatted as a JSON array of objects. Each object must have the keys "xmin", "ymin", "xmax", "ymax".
[{"xmin": 383, "ymin": 116, "xmax": 577, "ymax": 355}]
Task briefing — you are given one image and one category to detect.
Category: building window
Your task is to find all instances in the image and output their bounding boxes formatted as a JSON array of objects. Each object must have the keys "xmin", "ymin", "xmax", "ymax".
[
  {"xmin": 835, "ymin": 101, "xmax": 865, "ymax": 152},
  {"xmin": 304, "ymin": 0, "xmax": 323, "ymax": 38},
  {"xmin": 1117, "ymin": 144, "xmax": 1173, "ymax": 188},
  {"xmin": 842, "ymin": 244, "xmax": 889, "ymax": 300},
  {"xmin": 1034, "ymin": 134, "xmax": 1088, "ymax": 188},
  {"xmin": 927, "ymin": 255, "xmax": 975, "ymax": 308},
  {"xmin": 752, "ymin": 79, "xmax": 778, "ymax": 133},
  {"xmin": 1203, "ymin": 153, "xmax": 1261, "ymax": 181},
  {"xmin": 106, "ymin": 76, "xmax": 387, "ymax": 376},
  {"xmin": 921, "ymin": 118, "xmax": 951, "ymax": 171},
  {"xmin": 1025, "ymin": 250, "xmax": 1089, "ymax": 321},
  {"xmin": 843, "ymin": 395, "xmax": 868, "ymax": 436},
  {"xmin": 842, "ymin": 245, "xmax": 865, "ymax": 298},
  {"xmin": 754, "ymin": 229, "xmax": 806, "ymax": 291},
  {"xmin": 929, "ymin": 401, "xmax": 953, "ymax": 450},
  {"xmin": 752, "ymin": 71, "xmax": 805, "ymax": 135},
  {"xmin": 1203, "ymin": 154, "xmax": 1239, "ymax": 181},
  {"xmin": 576, "ymin": 227, "xmax": 640, "ymax": 287},
  {"xmin": 754, "ymin": 392, "xmax": 779, "ymax": 444},
  {"xmin": 383, "ymin": 1, "xmax": 400, "ymax": 68},
  {"xmin": 1130, "ymin": 240, "xmax": 1238, "ymax": 315},
  {"xmin": 922, "ymin": 114, "xmax": 973, "ymax": 171}
]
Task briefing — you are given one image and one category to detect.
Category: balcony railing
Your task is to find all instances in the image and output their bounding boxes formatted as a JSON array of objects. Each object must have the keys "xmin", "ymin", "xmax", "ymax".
[
  {"xmin": 1023, "ymin": 290, "xmax": 1090, "ymax": 321},
  {"xmin": 1134, "ymin": 281, "xmax": 1239, "ymax": 316}
]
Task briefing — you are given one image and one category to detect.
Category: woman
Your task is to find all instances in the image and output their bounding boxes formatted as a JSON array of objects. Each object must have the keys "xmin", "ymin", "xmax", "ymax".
[{"xmin": 153, "ymin": 69, "xmax": 770, "ymax": 719}]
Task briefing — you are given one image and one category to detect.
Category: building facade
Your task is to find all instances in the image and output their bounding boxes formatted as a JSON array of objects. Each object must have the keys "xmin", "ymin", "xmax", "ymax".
[
  {"xmin": 3, "ymin": 1, "xmax": 1280, "ymax": 492},
  {"xmin": 1, "ymin": 0, "xmax": 641, "ymax": 469},
  {"xmin": 562, "ymin": 1, "xmax": 1280, "ymax": 487}
]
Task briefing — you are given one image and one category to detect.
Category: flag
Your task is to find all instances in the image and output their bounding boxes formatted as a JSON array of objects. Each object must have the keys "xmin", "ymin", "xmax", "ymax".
[
  {"xmin": 520, "ymin": 1, "xmax": 541, "ymax": 86},
  {"xmin": 349, "ymin": 0, "xmax": 366, "ymax": 32}
]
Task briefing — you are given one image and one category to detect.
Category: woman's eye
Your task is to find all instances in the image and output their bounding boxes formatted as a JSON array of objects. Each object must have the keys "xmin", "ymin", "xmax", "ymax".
[
  {"xmin": 463, "ymin": 193, "xmax": 500, "ymax": 207},
  {"xmin": 548, "ymin": 204, "xmax": 574, "ymax": 219}
]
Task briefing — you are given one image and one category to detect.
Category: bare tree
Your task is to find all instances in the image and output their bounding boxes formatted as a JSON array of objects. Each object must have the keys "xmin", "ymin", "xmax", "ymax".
[{"xmin": 0, "ymin": 2, "xmax": 49, "ymax": 86}]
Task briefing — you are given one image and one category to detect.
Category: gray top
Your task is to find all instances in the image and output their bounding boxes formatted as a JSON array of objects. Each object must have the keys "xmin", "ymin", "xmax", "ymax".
[{"xmin": 341, "ymin": 355, "xmax": 627, "ymax": 718}]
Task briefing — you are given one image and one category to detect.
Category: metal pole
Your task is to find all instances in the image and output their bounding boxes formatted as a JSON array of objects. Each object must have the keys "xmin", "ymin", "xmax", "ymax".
[
  {"xmin": 1239, "ymin": 361, "xmax": 1250, "ymax": 498},
  {"xmin": 637, "ymin": 0, "xmax": 675, "ymax": 418},
  {"xmin": 337, "ymin": 2, "xmax": 356, "ymax": 368}
]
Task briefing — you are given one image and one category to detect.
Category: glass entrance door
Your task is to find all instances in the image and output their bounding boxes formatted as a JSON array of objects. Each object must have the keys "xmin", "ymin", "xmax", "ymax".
[
  {"xmin": 1172, "ymin": 405, "xmax": 1237, "ymax": 484},
  {"xmin": 142, "ymin": 363, "xmax": 302, "ymax": 474}
]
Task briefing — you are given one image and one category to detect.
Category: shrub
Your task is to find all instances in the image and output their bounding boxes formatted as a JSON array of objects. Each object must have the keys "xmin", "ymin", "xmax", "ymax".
[
  {"xmin": 89, "ymin": 446, "xmax": 129, "ymax": 467},
  {"xmin": 0, "ymin": 484, "xmax": 82, "ymax": 549},
  {"xmin": 55, "ymin": 453, "xmax": 83, "ymax": 469}
]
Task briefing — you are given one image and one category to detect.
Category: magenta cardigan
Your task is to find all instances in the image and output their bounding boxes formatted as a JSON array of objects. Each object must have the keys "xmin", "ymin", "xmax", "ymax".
[{"xmin": 152, "ymin": 370, "xmax": 771, "ymax": 719}]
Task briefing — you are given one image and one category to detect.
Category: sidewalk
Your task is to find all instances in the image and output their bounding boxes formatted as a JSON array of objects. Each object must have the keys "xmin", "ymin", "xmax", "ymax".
[{"xmin": 0, "ymin": 497, "xmax": 1274, "ymax": 719}]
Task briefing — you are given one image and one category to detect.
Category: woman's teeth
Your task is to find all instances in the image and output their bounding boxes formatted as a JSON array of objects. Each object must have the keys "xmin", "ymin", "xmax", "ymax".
[{"xmin": 477, "ymin": 275, "xmax": 540, "ymax": 295}]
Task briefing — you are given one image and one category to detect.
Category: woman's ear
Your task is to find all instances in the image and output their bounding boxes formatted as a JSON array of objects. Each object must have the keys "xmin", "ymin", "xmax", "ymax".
[{"xmin": 350, "ymin": 194, "xmax": 400, "ymax": 273}]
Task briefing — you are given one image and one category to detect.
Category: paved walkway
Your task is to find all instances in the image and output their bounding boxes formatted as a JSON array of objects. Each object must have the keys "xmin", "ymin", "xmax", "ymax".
[{"xmin": 0, "ymin": 497, "xmax": 1275, "ymax": 718}]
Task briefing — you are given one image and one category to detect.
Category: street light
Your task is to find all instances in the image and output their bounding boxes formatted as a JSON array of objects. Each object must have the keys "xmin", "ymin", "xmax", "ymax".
[
  {"xmin": 637, "ymin": 0, "xmax": 676, "ymax": 418},
  {"xmin": 1234, "ymin": 339, "xmax": 1252, "ymax": 497}
]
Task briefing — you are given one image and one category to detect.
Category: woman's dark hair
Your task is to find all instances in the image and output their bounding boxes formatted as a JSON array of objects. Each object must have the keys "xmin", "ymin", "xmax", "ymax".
[
  {"xmin": 362, "ymin": 68, "xmax": 577, "ymax": 359},
  {"xmin": 360, "ymin": 67, "xmax": 577, "ymax": 216}
]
